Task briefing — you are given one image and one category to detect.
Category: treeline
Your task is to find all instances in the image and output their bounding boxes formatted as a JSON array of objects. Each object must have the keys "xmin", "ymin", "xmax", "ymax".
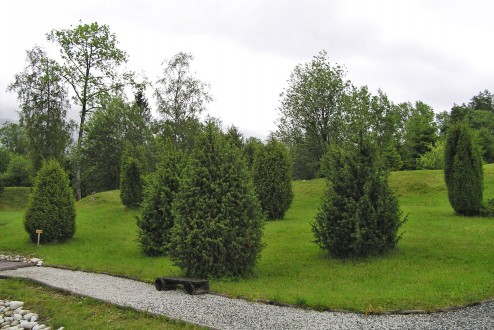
[
  {"xmin": 275, "ymin": 51, "xmax": 494, "ymax": 180},
  {"xmin": 1, "ymin": 24, "xmax": 493, "ymax": 194}
]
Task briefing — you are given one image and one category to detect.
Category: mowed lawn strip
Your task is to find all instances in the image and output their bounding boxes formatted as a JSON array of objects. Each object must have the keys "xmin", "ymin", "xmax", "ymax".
[
  {"xmin": 0, "ymin": 278, "xmax": 201, "ymax": 329},
  {"xmin": 1, "ymin": 165, "xmax": 494, "ymax": 312}
]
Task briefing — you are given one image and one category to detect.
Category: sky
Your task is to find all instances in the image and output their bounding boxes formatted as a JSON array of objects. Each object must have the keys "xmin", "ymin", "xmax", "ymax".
[{"xmin": 1, "ymin": 0, "xmax": 493, "ymax": 139}]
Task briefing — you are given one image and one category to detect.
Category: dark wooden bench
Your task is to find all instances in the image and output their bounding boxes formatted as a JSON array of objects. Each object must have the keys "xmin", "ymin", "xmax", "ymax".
[{"xmin": 155, "ymin": 277, "xmax": 209, "ymax": 295}]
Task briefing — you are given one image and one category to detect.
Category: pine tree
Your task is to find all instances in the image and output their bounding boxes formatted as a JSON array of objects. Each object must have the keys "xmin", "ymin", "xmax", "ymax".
[
  {"xmin": 24, "ymin": 159, "xmax": 75, "ymax": 243},
  {"xmin": 444, "ymin": 124, "xmax": 483, "ymax": 215},
  {"xmin": 312, "ymin": 134, "xmax": 405, "ymax": 258},
  {"xmin": 169, "ymin": 123, "xmax": 264, "ymax": 278},
  {"xmin": 252, "ymin": 138, "xmax": 294, "ymax": 220},
  {"xmin": 137, "ymin": 144, "xmax": 182, "ymax": 256}
]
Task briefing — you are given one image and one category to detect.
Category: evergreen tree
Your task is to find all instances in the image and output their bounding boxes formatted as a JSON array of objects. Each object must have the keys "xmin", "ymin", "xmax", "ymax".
[
  {"xmin": 169, "ymin": 123, "xmax": 264, "ymax": 278},
  {"xmin": 444, "ymin": 124, "xmax": 483, "ymax": 215},
  {"xmin": 312, "ymin": 134, "xmax": 405, "ymax": 258},
  {"xmin": 137, "ymin": 143, "xmax": 182, "ymax": 256},
  {"xmin": 120, "ymin": 143, "xmax": 144, "ymax": 208},
  {"xmin": 252, "ymin": 138, "xmax": 294, "ymax": 220},
  {"xmin": 244, "ymin": 137, "xmax": 263, "ymax": 171},
  {"xmin": 24, "ymin": 159, "xmax": 75, "ymax": 243},
  {"xmin": 225, "ymin": 125, "xmax": 244, "ymax": 150}
]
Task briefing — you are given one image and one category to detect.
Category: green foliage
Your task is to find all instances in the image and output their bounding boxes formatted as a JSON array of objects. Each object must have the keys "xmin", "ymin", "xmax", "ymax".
[
  {"xmin": 253, "ymin": 138, "xmax": 294, "ymax": 220},
  {"xmin": 292, "ymin": 140, "xmax": 321, "ymax": 180},
  {"xmin": 8, "ymin": 46, "xmax": 74, "ymax": 171},
  {"xmin": 417, "ymin": 140, "xmax": 445, "ymax": 170},
  {"xmin": 3, "ymin": 154, "xmax": 32, "ymax": 187},
  {"xmin": 243, "ymin": 137, "xmax": 263, "ymax": 170},
  {"xmin": 439, "ymin": 90, "xmax": 494, "ymax": 164},
  {"xmin": 402, "ymin": 101, "xmax": 438, "ymax": 169},
  {"xmin": 0, "ymin": 147, "xmax": 11, "ymax": 173},
  {"xmin": 382, "ymin": 143, "xmax": 403, "ymax": 171},
  {"xmin": 154, "ymin": 52, "xmax": 212, "ymax": 151},
  {"xmin": 81, "ymin": 96, "xmax": 152, "ymax": 196},
  {"xmin": 137, "ymin": 144, "xmax": 182, "ymax": 256},
  {"xmin": 120, "ymin": 147, "xmax": 144, "ymax": 208},
  {"xmin": 276, "ymin": 51, "xmax": 350, "ymax": 178},
  {"xmin": 224, "ymin": 125, "xmax": 244, "ymax": 149},
  {"xmin": 169, "ymin": 123, "xmax": 264, "ymax": 278},
  {"xmin": 312, "ymin": 134, "xmax": 405, "ymax": 258},
  {"xmin": 444, "ymin": 124, "xmax": 483, "ymax": 215},
  {"xmin": 0, "ymin": 122, "xmax": 28, "ymax": 154},
  {"xmin": 0, "ymin": 173, "xmax": 4, "ymax": 195},
  {"xmin": 47, "ymin": 21, "xmax": 128, "ymax": 200},
  {"xmin": 24, "ymin": 159, "xmax": 75, "ymax": 243}
]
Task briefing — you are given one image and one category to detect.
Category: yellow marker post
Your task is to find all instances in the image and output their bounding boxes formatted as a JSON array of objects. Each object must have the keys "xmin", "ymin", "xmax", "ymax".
[{"xmin": 36, "ymin": 229, "xmax": 43, "ymax": 246}]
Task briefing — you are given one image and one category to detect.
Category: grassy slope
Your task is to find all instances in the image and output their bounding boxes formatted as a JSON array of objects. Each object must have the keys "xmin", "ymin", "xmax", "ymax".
[{"xmin": 1, "ymin": 166, "xmax": 494, "ymax": 312}]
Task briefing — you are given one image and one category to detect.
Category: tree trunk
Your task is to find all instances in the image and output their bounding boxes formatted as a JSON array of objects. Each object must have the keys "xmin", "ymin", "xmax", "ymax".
[{"xmin": 75, "ymin": 111, "xmax": 85, "ymax": 201}]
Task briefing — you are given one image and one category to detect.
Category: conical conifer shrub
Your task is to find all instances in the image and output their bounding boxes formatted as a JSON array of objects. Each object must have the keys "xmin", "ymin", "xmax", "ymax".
[
  {"xmin": 252, "ymin": 138, "xmax": 293, "ymax": 220},
  {"xmin": 444, "ymin": 124, "xmax": 483, "ymax": 215},
  {"xmin": 169, "ymin": 123, "xmax": 264, "ymax": 278},
  {"xmin": 25, "ymin": 159, "xmax": 76, "ymax": 243},
  {"xmin": 137, "ymin": 143, "xmax": 182, "ymax": 256},
  {"xmin": 312, "ymin": 134, "xmax": 405, "ymax": 258}
]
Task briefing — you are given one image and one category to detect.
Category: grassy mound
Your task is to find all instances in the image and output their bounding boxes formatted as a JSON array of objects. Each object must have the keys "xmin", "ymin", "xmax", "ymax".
[
  {"xmin": 77, "ymin": 190, "xmax": 123, "ymax": 208},
  {"xmin": 0, "ymin": 187, "xmax": 31, "ymax": 211},
  {"xmin": 1, "ymin": 165, "xmax": 494, "ymax": 312}
]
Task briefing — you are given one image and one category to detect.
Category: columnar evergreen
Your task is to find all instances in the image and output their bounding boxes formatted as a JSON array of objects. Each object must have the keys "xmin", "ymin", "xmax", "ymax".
[
  {"xmin": 444, "ymin": 124, "xmax": 483, "ymax": 215},
  {"xmin": 252, "ymin": 138, "xmax": 294, "ymax": 220},
  {"xmin": 312, "ymin": 134, "xmax": 405, "ymax": 258},
  {"xmin": 137, "ymin": 144, "xmax": 182, "ymax": 256},
  {"xmin": 120, "ymin": 155, "xmax": 144, "ymax": 208},
  {"xmin": 24, "ymin": 159, "xmax": 75, "ymax": 243},
  {"xmin": 169, "ymin": 123, "xmax": 264, "ymax": 278}
]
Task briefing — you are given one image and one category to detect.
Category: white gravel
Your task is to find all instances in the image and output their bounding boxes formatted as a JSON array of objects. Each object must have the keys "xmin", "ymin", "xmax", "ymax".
[{"xmin": 1, "ymin": 266, "xmax": 494, "ymax": 329}]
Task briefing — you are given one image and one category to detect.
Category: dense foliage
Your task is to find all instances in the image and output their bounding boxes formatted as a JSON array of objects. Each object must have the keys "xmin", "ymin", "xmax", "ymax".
[
  {"xmin": 137, "ymin": 144, "xmax": 182, "ymax": 256},
  {"xmin": 48, "ymin": 21, "xmax": 128, "ymax": 200},
  {"xmin": 81, "ymin": 93, "xmax": 152, "ymax": 197},
  {"xmin": 154, "ymin": 52, "xmax": 212, "ymax": 151},
  {"xmin": 120, "ymin": 151, "xmax": 144, "ymax": 208},
  {"xmin": 312, "ymin": 134, "xmax": 405, "ymax": 258},
  {"xmin": 252, "ymin": 138, "xmax": 293, "ymax": 220},
  {"xmin": 2, "ymin": 154, "xmax": 32, "ymax": 187},
  {"xmin": 24, "ymin": 159, "xmax": 75, "ymax": 243},
  {"xmin": 8, "ymin": 46, "xmax": 73, "ymax": 171},
  {"xmin": 444, "ymin": 124, "xmax": 483, "ymax": 215},
  {"xmin": 169, "ymin": 123, "xmax": 264, "ymax": 278}
]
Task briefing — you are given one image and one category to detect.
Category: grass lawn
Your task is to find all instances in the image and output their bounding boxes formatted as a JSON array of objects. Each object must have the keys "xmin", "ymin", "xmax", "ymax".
[
  {"xmin": 1, "ymin": 165, "xmax": 494, "ymax": 312},
  {"xmin": 0, "ymin": 278, "xmax": 200, "ymax": 329}
]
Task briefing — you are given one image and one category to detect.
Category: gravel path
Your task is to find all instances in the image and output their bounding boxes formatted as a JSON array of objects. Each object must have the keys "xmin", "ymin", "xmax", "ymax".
[{"xmin": 1, "ymin": 267, "xmax": 494, "ymax": 329}]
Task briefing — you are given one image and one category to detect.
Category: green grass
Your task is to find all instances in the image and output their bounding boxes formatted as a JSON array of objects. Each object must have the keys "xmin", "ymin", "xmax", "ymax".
[
  {"xmin": 1, "ymin": 166, "xmax": 494, "ymax": 313},
  {"xmin": 0, "ymin": 186, "xmax": 31, "ymax": 211},
  {"xmin": 0, "ymin": 278, "xmax": 200, "ymax": 329}
]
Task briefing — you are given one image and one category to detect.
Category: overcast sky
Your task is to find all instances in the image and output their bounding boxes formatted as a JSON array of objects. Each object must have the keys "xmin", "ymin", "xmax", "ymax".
[{"xmin": 1, "ymin": 0, "xmax": 493, "ymax": 139}]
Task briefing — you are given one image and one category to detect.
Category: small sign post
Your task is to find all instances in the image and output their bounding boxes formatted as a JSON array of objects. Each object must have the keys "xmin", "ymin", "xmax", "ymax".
[{"xmin": 36, "ymin": 229, "xmax": 43, "ymax": 246}]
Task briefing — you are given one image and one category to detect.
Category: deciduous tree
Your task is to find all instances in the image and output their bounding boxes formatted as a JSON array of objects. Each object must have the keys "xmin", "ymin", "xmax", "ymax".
[
  {"xmin": 8, "ymin": 46, "xmax": 74, "ymax": 171},
  {"xmin": 47, "ymin": 21, "xmax": 128, "ymax": 200},
  {"xmin": 154, "ymin": 52, "xmax": 212, "ymax": 150}
]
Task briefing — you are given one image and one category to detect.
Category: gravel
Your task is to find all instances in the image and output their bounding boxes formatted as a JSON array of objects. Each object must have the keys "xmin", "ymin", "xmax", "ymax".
[{"xmin": 1, "ymin": 266, "xmax": 494, "ymax": 329}]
